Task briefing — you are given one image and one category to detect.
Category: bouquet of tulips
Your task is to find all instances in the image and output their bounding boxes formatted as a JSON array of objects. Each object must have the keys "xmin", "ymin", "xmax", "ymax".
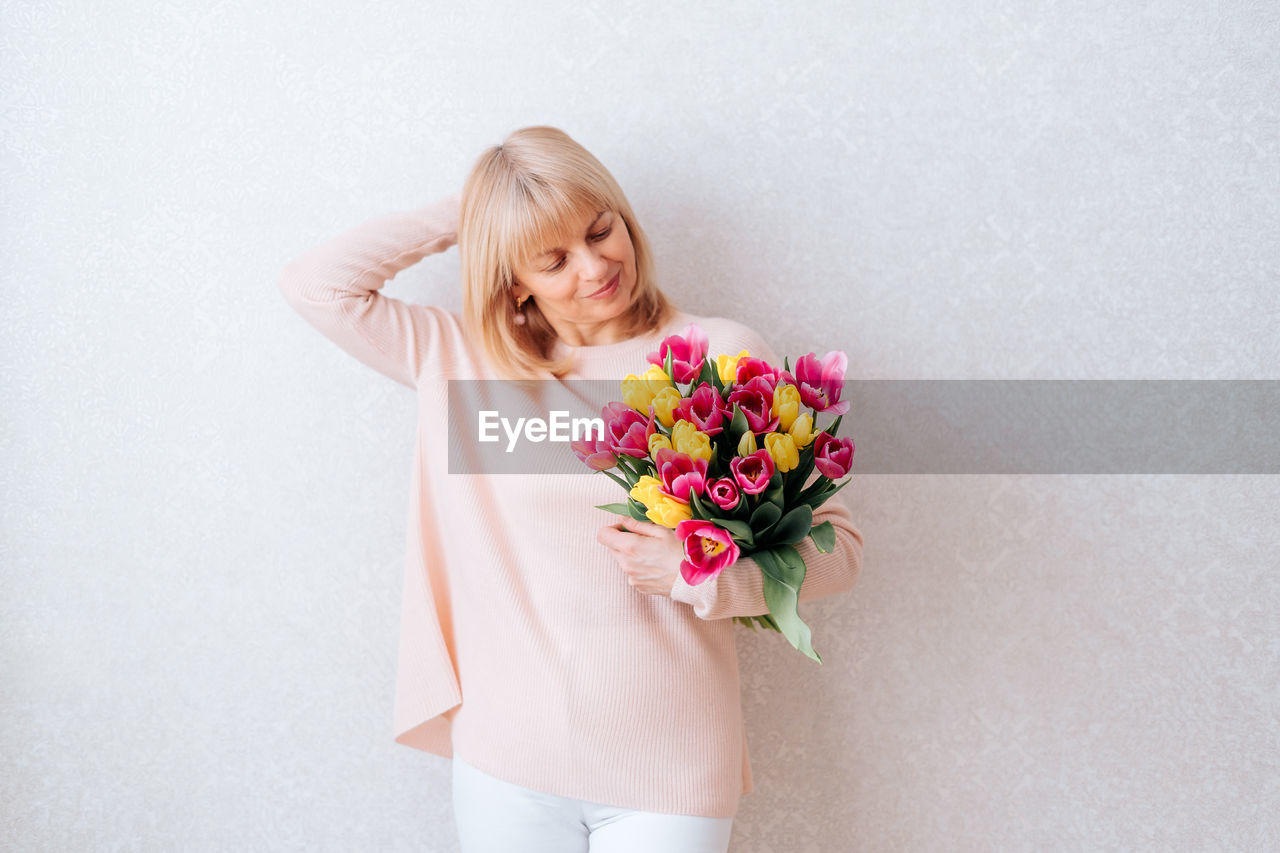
[{"xmin": 572, "ymin": 324, "xmax": 855, "ymax": 662}]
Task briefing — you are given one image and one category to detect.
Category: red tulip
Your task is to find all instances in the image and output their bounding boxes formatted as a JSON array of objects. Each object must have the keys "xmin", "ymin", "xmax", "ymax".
[
  {"xmin": 675, "ymin": 519, "xmax": 741, "ymax": 585},
  {"xmin": 813, "ymin": 431, "xmax": 855, "ymax": 479},
  {"xmin": 730, "ymin": 449, "xmax": 775, "ymax": 495},
  {"xmin": 647, "ymin": 324, "xmax": 710, "ymax": 385},
  {"xmin": 734, "ymin": 356, "xmax": 780, "ymax": 390},
  {"xmin": 708, "ymin": 477, "xmax": 740, "ymax": 511},
  {"xmin": 672, "ymin": 383, "xmax": 730, "ymax": 436},
  {"xmin": 655, "ymin": 448, "xmax": 709, "ymax": 503},
  {"xmin": 786, "ymin": 351, "xmax": 850, "ymax": 416},
  {"xmin": 602, "ymin": 401, "xmax": 655, "ymax": 459},
  {"xmin": 727, "ymin": 377, "xmax": 780, "ymax": 434},
  {"xmin": 570, "ymin": 435, "xmax": 615, "ymax": 470}
]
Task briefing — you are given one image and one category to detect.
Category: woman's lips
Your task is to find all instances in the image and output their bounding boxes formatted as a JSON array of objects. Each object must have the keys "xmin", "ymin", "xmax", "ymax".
[{"xmin": 588, "ymin": 272, "xmax": 620, "ymax": 299}]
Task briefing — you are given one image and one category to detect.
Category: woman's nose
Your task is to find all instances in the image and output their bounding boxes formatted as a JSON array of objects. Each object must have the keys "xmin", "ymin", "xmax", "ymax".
[{"xmin": 576, "ymin": 247, "xmax": 609, "ymax": 282}]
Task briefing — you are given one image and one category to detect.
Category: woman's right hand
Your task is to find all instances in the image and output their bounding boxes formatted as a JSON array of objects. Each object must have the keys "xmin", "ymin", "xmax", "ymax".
[{"xmin": 277, "ymin": 191, "xmax": 468, "ymax": 389}]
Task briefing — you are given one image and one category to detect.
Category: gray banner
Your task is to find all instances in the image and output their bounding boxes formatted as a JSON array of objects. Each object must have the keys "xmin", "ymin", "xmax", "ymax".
[{"xmin": 446, "ymin": 380, "xmax": 1280, "ymax": 475}]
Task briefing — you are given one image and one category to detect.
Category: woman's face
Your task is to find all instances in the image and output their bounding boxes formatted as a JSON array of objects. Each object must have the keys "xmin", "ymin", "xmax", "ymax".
[{"xmin": 510, "ymin": 206, "xmax": 638, "ymax": 345}]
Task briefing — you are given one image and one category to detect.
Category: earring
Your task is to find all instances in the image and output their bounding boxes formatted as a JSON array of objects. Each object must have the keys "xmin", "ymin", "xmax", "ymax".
[{"xmin": 513, "ymin": 294, "xmax": 528, "ymax": 325}]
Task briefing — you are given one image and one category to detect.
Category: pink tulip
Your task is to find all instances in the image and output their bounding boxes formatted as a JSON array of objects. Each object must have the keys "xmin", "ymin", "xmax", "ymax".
[
  {"xmin": 647, "ymin": 324, "xmax": 710, "ymax": 385},
  {"xmin": 727, "ymin": 377, "xmax": 780, "ymax": 435},
  {"xmin": 655, "ymin": 448, "xmax": 709, "ymax": 503},
  {"xmin": 708, "ymin": 477, "xmax": 740, "ymax": 511},
  {"xmin": 730, "ymin": 449, "xmax": 775, "ymax": 495},
  {"xmin": 734, "ymin": 357, "xmax": 780, "ymax": 389},
  {"xmin": 675, "ymin": 519, "xmax": 741, "ymax": 585},
  {"xmin": 813, "ymin": 432, "xmax": 855, "ymax": 479},
  {"xmin": 570, "ymin": 435, "xmax": 615, "ymax": 471},
  {"xmin": 672, "ymin": 383, "xmax": 730, "ymax": 435},
  {"xmin": 602, "ymin": 402, "xmax": 655, "ymax": 459},
  {"xmin": 786, "ymin": 351, "xmax": 850, "ymax": 416}
]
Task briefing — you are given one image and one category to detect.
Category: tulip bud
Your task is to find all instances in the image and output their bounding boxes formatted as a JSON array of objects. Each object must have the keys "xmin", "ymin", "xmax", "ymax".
[
  {"xmin": 764, "ymin": 432, "xmax": 800, "ymax": 473},
  {"xmin": 629, "ymin": 475, "xmax": 666, "ymax": 509},
  {"xmin": 771, "ymin": 383, "xmax": 801, "ymax": 431},
  {"xmin": 648, "ymin": 433, "xmax": 673, "ymax": 462},
  {"xmin": 621, "ymin": 364, "xmax": 674, "ymax": 413},
  {"xmin": 788, "ymin": 413, "xmax": 814, "ymax": 448},
  {"xmin": 716, "ymin": 349, "xmax": 749, "ymax": 384},
  {"xmin": 645, "ymin": 495, "xmax": 693, "ymax": 529},
  {"xmin": 650, "ymin": 387, "xmax": 683, "ymax": 428},
  {"xmin": 671, "ymin": 420, "xmax": 713, "ymax": 463}
]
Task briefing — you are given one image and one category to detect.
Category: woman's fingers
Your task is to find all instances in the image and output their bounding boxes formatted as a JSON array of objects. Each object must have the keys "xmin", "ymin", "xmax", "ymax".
[
  {"xmin": 617, "ymin": 516, "xmax": 667, "ymax": 537},
  {"xmin": 596, "ymin": 524, "xmax": 633, "ymax": 552}
]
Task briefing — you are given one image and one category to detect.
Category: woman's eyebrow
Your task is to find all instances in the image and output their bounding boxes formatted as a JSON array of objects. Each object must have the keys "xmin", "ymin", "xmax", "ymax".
[{"xmin": 535, "ymin": 211, "xmax": 608, "ymax": 258}]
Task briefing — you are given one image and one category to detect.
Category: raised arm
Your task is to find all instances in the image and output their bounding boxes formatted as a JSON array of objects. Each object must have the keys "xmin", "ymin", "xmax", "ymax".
[
  {"xmin": 669, "ymin": 491, "xmax": 864, "ymax": 620},
  {"xmin": 276, "ymin": 193, "xmax": 461, "ymax": 389}
]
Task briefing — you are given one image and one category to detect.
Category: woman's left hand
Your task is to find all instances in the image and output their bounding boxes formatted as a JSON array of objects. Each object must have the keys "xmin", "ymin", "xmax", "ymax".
[{"xmin": 596, "ymin": 517, "xmax": 686, "ymax": 596}]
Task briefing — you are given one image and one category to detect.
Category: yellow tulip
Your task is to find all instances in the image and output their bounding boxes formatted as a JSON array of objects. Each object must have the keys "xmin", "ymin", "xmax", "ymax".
[
  {"xmin": 621, "ymin": 364, "xmax": 674, "ymax": 413},
  {"xmin": 764, "ymin": 432, "xmax": 800, "ymax": 473},
  {"xmin": 647, "ymin": 433, "xmax": 673, "ymax": 462},
  {"xmin": 772, "ymin": 383, "xmax": 801, "ymax": 431},
  {"xmin": 670, "ymin": 420, "xmax": 713, "ymax": 463},
  {"xmin": 629, "ymin": 475, "xmax": 666, "ymax": 509},
  {"xmin": 645, "ymin": 495, "xmax": 693, "ymax": 529},
  {"xmin": 716, "ymin": 349, "xmax": 749, "ymax": 384},
  {"xmin": 650, "ymin": 386, "xmax": 683, "ymax": 428},
  {"xmin": 737, "ymin": 430, "xmax": 757, "ymax": 456},
  {"xmin": 788, "ymin": 413, "xmax": 814, "ymax": 448}
]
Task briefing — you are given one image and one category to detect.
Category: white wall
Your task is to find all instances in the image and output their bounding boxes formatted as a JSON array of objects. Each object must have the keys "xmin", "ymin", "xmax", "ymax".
[{"xmin": 3, "ymin": 0, "xmax": 1277, "ymax": 849}]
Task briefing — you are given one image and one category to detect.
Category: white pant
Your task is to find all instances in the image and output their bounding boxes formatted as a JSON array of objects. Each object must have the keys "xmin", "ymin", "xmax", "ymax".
[{"xmin": 450, "ymin": 755, "xmax": 735, "ymax": 853}]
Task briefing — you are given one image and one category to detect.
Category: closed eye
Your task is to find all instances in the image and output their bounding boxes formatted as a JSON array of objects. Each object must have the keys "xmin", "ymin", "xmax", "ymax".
[{"xmin": 542, "ymin": 228, "xmax": 612, "ymax": 272}]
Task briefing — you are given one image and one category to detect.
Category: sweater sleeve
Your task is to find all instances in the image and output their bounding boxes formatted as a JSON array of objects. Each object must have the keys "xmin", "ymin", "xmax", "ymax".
[
  {"xmin": 669, "ymin": 491, "xmax": 864, "ymax": 619},
  {"xmin": 276, "ymin": 194, "xmax": 462, "ymax": 388}
]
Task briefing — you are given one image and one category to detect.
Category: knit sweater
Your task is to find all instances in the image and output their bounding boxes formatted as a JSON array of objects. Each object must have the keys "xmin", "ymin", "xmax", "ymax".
[{"xmin": 276, "ymin": 195, "xmax": 864, "ymax": 818}]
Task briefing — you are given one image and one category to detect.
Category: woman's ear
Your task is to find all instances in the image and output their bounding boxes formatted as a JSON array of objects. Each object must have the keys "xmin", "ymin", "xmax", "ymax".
[{"xmin": 511, "ymin": 280, "xmax": 528, "ymax": 300}]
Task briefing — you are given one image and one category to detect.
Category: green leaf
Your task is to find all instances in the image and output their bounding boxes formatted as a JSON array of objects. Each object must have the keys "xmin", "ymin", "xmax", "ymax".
[
  {"xmin": 762, "ymin": 471, "xmax": 785, "ymax": 506},
  {"xmin": 749, "ymin": 502, "xmax": 782, "ymax": 534},
  {"xmin": 612, "ymin": 454, "xmax": 642, "ymax": 486},
  {"xmin": 809, "ymin": 520, "xmax": 836, "ymax": 553},
  {"xmin": 594, "ymin": 503, "xmax": 633, "ymax": 516},
  {"xmin": 708, "ymin": 362, "xmax": 726, "ymax": 393},
  {"xmin": 784, "ymin": 450, "xmax": 816, "ymax": 502},
  {"xmin": 688, "ymin": 489, "xmax": 710, "ymax": 521},
  {"xmin": 664, "ymin": 347, "xmax": 677, "ymax": 389},
  {"xmin": 727, "ymin": 404, "xmax": 749, "ymax": 446},
  {"xmin": 783, "ymin": 355, "xmax": 791, "ymax": 374},
  {"xmin": 732, "ymin": 614, "xmax": 781, "ymax": 633},
  {"xmin": 826, "ymin": 414, "xmax": 843, "ymax": 437},
  {"xmin": 695, "ymin": 359, "xmax": 716, "ymax": 390},
  {"xmin": 755, "ymin": 546, "xmax": 822, "ymax": 663},
  {"xmin": 626, "ymin": 498, "xmax": 651, "ymax": 522},
  {"xmin": 710, "ymin": 517, "xmax": 754, "ymax": 545},
  {"xmin": 600, "ymin": 468, "xmax": 632, "ymax": 491},
  {"xmin": 803, "ymin": 477, "xmax": 851, "ymax": 509},
  {"xmin": 706, "ymin": 453, "xmax": 723, "ymax": 481},
  {"xmin": 768, "ymin": 505, "xmax": 813, "ymax": 546}
]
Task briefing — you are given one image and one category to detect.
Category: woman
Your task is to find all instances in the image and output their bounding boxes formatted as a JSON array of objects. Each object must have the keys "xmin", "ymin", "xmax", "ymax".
[{"xmin": 278, "ymin": 126, "xmax": 864, "ymax": 852}]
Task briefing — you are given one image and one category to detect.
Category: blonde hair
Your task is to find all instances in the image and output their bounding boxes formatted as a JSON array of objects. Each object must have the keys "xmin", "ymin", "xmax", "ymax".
[{"xmin": 459, "ymin": 126, "xmax": 675, "ymax": 380}]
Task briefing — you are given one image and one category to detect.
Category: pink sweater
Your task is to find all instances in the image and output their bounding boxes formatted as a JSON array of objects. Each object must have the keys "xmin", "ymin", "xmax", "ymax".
[{"xmin": 276, "ymin": 196, "xmax": 864, "ymax": 818}]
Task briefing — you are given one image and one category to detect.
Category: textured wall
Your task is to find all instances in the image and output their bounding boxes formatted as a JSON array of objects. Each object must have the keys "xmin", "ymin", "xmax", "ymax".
[{"xmin": 3, "ymin": 0, "xmax": 1278, "ymax": 850}]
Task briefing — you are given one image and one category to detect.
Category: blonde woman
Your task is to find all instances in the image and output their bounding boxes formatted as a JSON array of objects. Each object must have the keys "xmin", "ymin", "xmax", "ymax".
[{"xmin": 278, "ymin": 126, "xmax": 863, "ymax": 852}]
